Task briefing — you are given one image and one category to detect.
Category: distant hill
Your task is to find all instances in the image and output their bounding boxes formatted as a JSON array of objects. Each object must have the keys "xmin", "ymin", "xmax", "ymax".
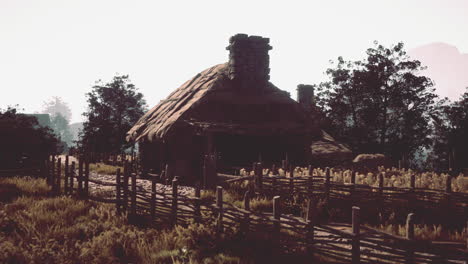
[
  {"xmin": 408, "ymin": 42, "xmax": 468, "ymax": 101},
  {"xmin": 69, "ymin": 122, "xmax": 83, "ymax": 143}
]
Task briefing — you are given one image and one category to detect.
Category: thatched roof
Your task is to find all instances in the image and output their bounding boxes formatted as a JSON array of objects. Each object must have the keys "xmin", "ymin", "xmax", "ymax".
[
  {"xmin": 311, "ymin": 130, "xmax": 353, "ymax": 159},
  {"xmin": 127, "ymin": 63, "xmax": 320, "ymax": 142}
]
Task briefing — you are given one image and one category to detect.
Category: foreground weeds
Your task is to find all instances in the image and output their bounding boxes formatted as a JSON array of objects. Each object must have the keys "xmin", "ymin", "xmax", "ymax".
[{"xmin": 0, "ymin": 177, "xmax": 315, "ymax": 264}]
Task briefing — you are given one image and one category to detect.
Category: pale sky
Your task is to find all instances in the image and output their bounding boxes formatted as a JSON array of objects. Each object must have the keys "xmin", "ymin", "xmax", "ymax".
[{"xmin": 1, "ymin": 0, "xmax": 467, "ymax": 123}]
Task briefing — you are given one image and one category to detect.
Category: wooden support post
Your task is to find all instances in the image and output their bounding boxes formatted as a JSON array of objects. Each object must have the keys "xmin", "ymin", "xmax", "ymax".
[
  {"xmin": 78, "ymin": 158, "xmax": 83, "ymax": 197},
  {"xmin": 445, "ymin": 175, "xmax": 452, "ymax": 193},
  {"xmin": 289, "ymin": 166, "xmax": 294, "ymax": 194},
  {"xmin": 350, "ymin": 170, "xmax": 356, "ymax": 202},
  {"xmin": 244, "ymin": 190, "xmax": 250, "ymax": 211},
  {"xmin": 272, "ymin": 177, "xmax": 277, "ymax": 195},
  {"xmin": 55, "ymin": 157, "xmax": 61, "ymax": 195},
  {"xmin": 131, "ymin": 169, "xmax": 137, "ymax": 219},
  {"xmin": 410, "ymin": 174, "xmax": 415, "ymax": 191},
  {"xmin": 352, "ymin": 206, "xmax": 360, "ymax": 264},
  {"xmin": 256, "ymin": 162, "xmax": 263, "ymax": 191},
  {"xmin": 116, "ymin": 168, "xmax": 121, "ymax": 214},
  {"xmin": 379, "ymin": 172, "xmax": 385, "ymax": 208},
  {"xmin": 84, "ymin": 159, "xmax": 89, "ymax": 198},
  {"xmin": 64, "ymin": 155, "xmax": 69, "ymax": 195},
  {"xmin": 122, "ymin": 164, "xmax": 129, "ymax": 212},
  {"xmin": 50, "ymin": 155, "xmax": 55, "ymax": 187},
  {"xmin": 325, "ymin": 167, "xmax": 331, "ymax": 202},
  {"xmin": 165, "ymin": 164, "xmax": 170, "ymax": 184},
  {"xmin": 406, "ymin": 213, "xmax": 415, "ymax": 264},
  {"xmin": 305, "ymin": 199, "xmax": 315, "ymax": 255},
  {"xmin": 271, "ymin": 164, "xmax": 276, "ymax": 175},
  {"xmin": 203, "ymin": 158, "xmax": 208, "ymax": 189},
  {"xmin": 241, "ymin": 190, "xmax": 250, "ymax": 235},
  {"xmin": 70, "ymin": 162, "xmax": 75, "ymax": 195},
  {"xmin": 216, "ymin": 186, "xmax": 223, "ymax": 233},
  {"xmin": 281, "ymin": 159, "xmax": 287, "ymax": 171},
  {"xmin": 242, "ymin": 211, "xmax": 250, "ymax": 236},
  {"xmin": 273, "ymin": 196, "xmax": 281, "ymax": 242},
  {"xmin": 194, "ymin": 182, "xmax": 201, "ymax": 223},
  {"xmin": 150, "ymin": 175, "xmax": 156, "ymax": 222},
  {"xmin": 351, "ymin": 170, "xmax": 356, "ymax": 185},
  {"xmin": 308, "ymin": 165, "xmax": 313, "ymax": 176},
  {"xmin": 172, "ymin": 177, "xmax": 178, "ymax": 226},
  {"xmin": 307, "ymin": 176, "xmax": 313, "ymax": 197}
]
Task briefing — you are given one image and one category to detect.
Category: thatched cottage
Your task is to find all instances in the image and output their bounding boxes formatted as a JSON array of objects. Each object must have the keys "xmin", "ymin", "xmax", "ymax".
[{"xmin": 127, "ymin": 34, "xmax": 351, "ymax": 183}]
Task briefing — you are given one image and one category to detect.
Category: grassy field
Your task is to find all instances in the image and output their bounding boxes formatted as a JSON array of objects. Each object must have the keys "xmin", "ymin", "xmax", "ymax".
[{"xmin": 0, "ymin": 176, "xmax": 317, "ymax": 264}]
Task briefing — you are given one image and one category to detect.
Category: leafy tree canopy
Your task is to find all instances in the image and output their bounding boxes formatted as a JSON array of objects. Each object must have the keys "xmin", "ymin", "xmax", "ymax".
[
  {"xmin": 78, "ymin": 75, "xmax": 147, "ymax": 154},
  {"xmin": 42, "ymin": 97, "xmax": 74, "ymax": 147},
  {"xmin": 0, "ymin": 106, "xmax": 60, "ymax": 168},
  {"xmin": 429, "ymin": 88, "xmax": 468, "ymax": 171},
  {"xmin": 315, "ymin": 41, "xmax": 438, "ymax": 165}
]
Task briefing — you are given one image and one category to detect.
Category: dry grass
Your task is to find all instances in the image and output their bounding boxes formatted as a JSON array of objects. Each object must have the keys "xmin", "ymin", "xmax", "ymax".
[
  {"xmin": 0, "ymin": 177, "xmax": 318, "ymax": 264},
  {"xmin": 89, "ymin": 163, "xmax": 123, "ymax": 175}
]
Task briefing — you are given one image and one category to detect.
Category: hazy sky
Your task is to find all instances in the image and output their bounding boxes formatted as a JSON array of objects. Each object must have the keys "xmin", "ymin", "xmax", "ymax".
[{"xmin": 1, "ymin": 0, "xmax": 467, "ymax": 123}]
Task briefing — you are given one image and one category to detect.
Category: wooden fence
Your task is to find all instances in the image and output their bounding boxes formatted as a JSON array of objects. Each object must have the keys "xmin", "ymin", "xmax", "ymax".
[
  {"xmin": 40, "ymin": 155, "xmax": 468, "ymax": 264},
  {"xmin": 224, "ymin": 163, "xmax": 468, "ymax": 222}
]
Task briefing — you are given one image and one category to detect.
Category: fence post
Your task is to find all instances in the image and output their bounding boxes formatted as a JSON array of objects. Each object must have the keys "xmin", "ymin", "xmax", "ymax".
[
  {"xmin": 122, "ymin": 163, "xmax": 129, "ymax": 212},
  {"xmin": 166, "ymin": 164, "xmax": 171, "ymax": 185},
  {"xmin": 410, "ymin": 174, "xmax": 415, "ymax": 191},
  {"xmin": 379, "ymin": 172, "xmax": 384, "ymax": 190},
  {"xmin": 406, "ymin": 213, "xmax": 415, "ymax": 264},
  {"xmin": 70, "ymin": 161, "xmax": 75, "ymax": 195},
  {"xmin": 56, "ymin": 157, "xmax": 62, "ymax": 195},
  {"xmin": 307, "ymin": 175, "xmax": 313, "ymax": 197},
  {"xmin": 308, "ymin": 165, "xmax": 313, "ymax": 177},
  {"xmin": 241, "ymin": 190, "xmax": 250, "ymax": 235},
  {"xmin": 64, "ymin": 155, "xmax": 69, "ymax": 195},
  {"xmin": 256, "ymin": 162, "xmax": 263, "ymax": 191},
  {"xmin": 172, "ymin": 177, "xmax": 179, "ymax": 227},
  {"xmin": 78, "ymin": 158, "xmax": 83, "ymax": 197},
  {"xmin": 273, "ymin": 196, "xmax": 281, "ymax": 243},
  {"xmin": 352, "ymin": 206, "xmax": 360, "ymax": 264},
  {"xmin": 445, "ymin": 175, "xmax": 452, "ymax": 193},
  {"xmin": 194, "ymin": 182, "xmax": 201, "ymax": 223},
  {"xmin": 305, "ymin": 199, "xmax": 315, "ymax": 255},
  {"xmin": 350, "ymin": 170, "xmax": 356, "ymax": 204},
  {"xmin": 271, "ymin": 164, "xmax": 276, "ymax": 175},
  {"xmin": 281, "ymin": 159, "xmax": 287, "ymax": 171},
  {"xmin": 325, "ymin": 167, "xmax": 331, "ymax": 202},
  {"xmin": 49, "ymin": 155, "xmax": 55, "ymax": 188},
  {"xmin": 289, "ymin": 166, "xmax": 294, "ymax": 194},
  {"xmin": 216, "ymin": 186, "xmax": 223, "ymax": 233},
  {"xmin": 84, "ymin": 159, "xmax": 89, "ymax": 198},
  {"xmin": 131, "ymin": 169, "xmax": 137, "ymax": 220},
  {"xmin": 272, "ymin": 177, "xmax": 277, "ymax": 195},
  {"xmin": 116, "ymin": 168, "xmax": 121, "ymax": 214},
  {"xmin": 150, "ymin": 175, "xmax": 156, "ymax": 223}
]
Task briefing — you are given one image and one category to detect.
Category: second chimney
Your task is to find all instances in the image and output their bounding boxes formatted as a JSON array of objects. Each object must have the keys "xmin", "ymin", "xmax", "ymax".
[
  {"xmin": 226, "ymin": 34, "xmax": 272, "ymax": 90},
  {"xmin": 297, "ymin": 84, "xmax": 315, "ymax": 108}
]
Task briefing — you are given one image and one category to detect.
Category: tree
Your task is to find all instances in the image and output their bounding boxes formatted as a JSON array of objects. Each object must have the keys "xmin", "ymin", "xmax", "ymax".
[
  {"xmin": 429, "ymin": 88, "xmax": 468, "ymax": 171},
  {"xmin": 0, "ymin": 106, "xmax": 60, "ymax": 168},
  {"xmin": 315, "ymin": 41, "xmax": 438, "ymax": 165},
  {"xmin": 42, "ymin": 96, "xmax": 72, "ymax": 122},
  {"xmin": 78, "ymin": 75, "xmax": 147, "ymax": 155},
  {"xmin": 42, "ymin": 97, "xmax": 73, "ymax": 147}
]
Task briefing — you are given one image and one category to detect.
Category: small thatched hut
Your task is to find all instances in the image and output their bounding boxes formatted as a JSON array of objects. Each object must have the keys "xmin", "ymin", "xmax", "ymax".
[{"xmin": 127, "ymin": 34, "xmax": 351, "ymax": 183}]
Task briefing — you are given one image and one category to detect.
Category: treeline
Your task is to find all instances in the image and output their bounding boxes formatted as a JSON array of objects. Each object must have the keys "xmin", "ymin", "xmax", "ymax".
[{"xmin": 312, "ymin": 41, "xmax": 467, "ymax": 171}]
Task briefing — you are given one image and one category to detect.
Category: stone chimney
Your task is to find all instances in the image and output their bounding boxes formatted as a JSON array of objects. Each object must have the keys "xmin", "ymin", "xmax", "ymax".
[
  {"xmin": 297, "ymin": 84, "xmax": 315, "ymax": 108},
  {"xmin": 226, "ymin": 34, "xmax": 272, "ymax": 90}
]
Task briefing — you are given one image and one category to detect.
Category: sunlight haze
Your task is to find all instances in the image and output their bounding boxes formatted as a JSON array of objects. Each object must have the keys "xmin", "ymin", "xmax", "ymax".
[{"xmin": 1, "ymin": 0, "xmax": 467, "ymax": 123}]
